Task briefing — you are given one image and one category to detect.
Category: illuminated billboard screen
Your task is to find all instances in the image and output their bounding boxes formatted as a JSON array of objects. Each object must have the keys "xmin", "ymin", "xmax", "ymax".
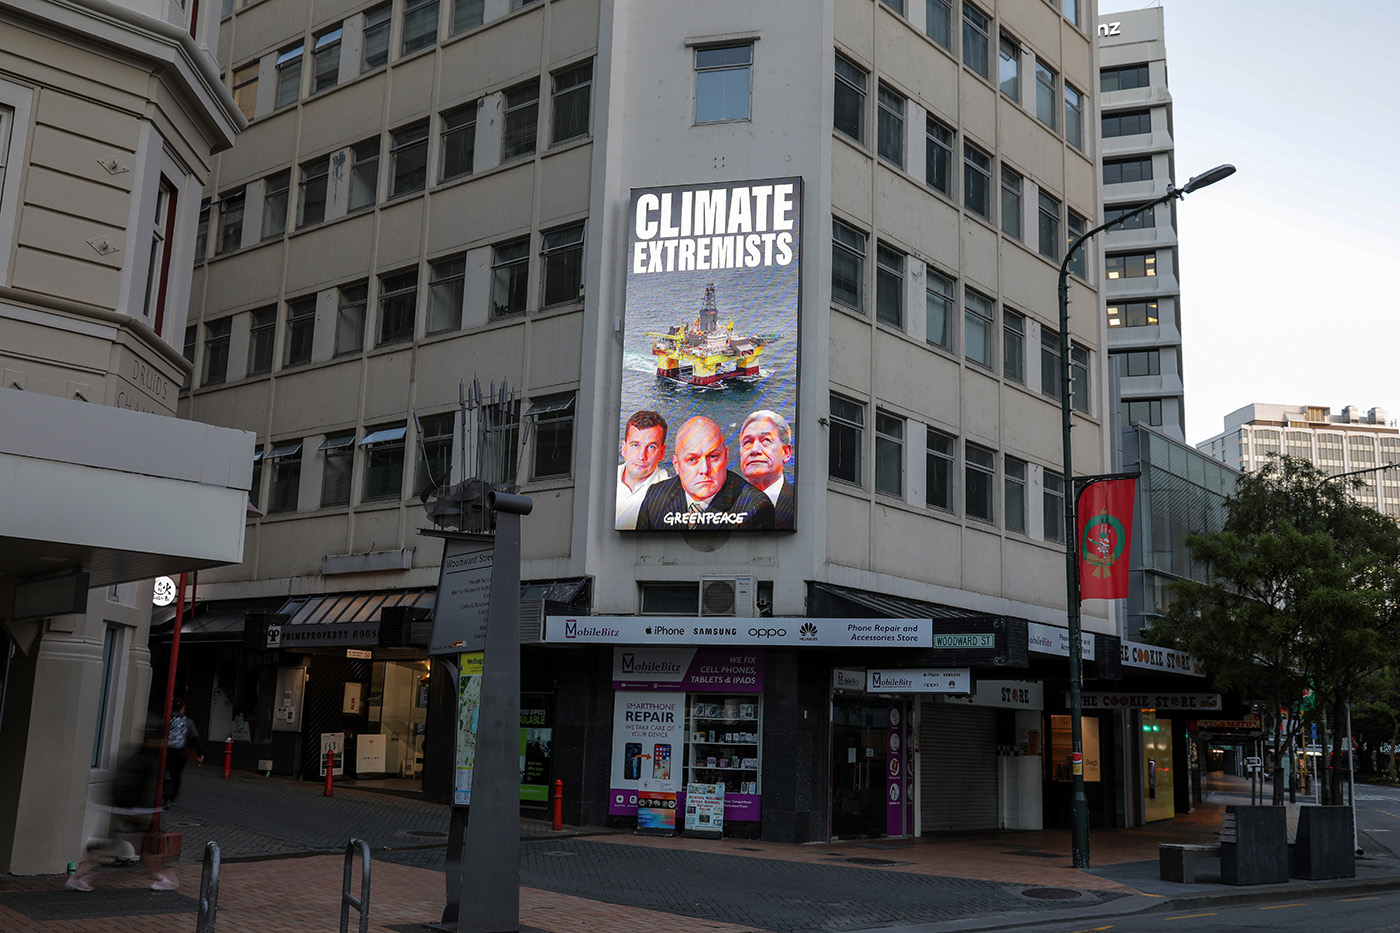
[{"xmin": 616, "ymin": 177, "xmax": 802, "ymax": 533}]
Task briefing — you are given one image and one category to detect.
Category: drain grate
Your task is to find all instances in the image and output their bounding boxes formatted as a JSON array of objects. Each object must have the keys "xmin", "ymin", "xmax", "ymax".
[{"xmin": 1020, "ymin": 887, "xmax": 1085, "ymax": 900}]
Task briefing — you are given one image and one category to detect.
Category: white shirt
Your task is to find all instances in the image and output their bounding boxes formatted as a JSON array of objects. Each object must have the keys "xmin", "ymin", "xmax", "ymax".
[
  {"xmin": 759, "ymin": 475, "xmax": 784, "ymax": 507},
  {"xmin": 615, "ymin": 463, "xmax": 670, "ymax": 530}
]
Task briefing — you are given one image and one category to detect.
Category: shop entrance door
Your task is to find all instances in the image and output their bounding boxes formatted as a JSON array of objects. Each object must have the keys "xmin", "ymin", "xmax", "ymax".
[{"xmin": 831, "ymin": 698, "xmax": 889, "ymax": 838}]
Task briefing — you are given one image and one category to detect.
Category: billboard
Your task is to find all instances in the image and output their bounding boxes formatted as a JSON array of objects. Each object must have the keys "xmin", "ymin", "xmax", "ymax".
[{"xmin": 616, "ymin": 177, "xmax": 802, "ymax": 532}]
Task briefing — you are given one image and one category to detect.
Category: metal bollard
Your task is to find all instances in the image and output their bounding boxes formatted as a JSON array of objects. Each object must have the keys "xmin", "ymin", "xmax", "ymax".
[
  {"xmin": 325, "ymin": 748, "xmax": 335, "ymax": 797},
  {"xmin": 339, "ymin": 838, "xmax": 371, "ymax": 933},
  {"xmin": 552, "ymin": 779, "xmax": 563, "ymax": 831},
  {"xmin": 195, "ymin": 840, "xmax": 221, "ymax": 933},
  {"xmin": 222, "ymin": 737, "xmax": 233, "ymax": 779}
]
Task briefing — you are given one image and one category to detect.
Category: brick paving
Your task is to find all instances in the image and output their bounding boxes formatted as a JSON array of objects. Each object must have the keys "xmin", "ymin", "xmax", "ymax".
[{"xmin": 2, "ymin": 770, "xmax": 1397, "ymax": 933}]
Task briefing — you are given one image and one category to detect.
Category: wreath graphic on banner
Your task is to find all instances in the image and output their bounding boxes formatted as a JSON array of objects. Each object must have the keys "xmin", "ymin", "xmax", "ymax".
[{"xmin": 1080, "ymin": 511, "xmax": 1127, "ymax": 579}]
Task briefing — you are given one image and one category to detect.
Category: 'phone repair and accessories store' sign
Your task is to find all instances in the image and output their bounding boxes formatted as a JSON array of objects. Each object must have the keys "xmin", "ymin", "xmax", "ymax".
[
  {"xmin": 545, "ymin": 616, "xmax": 930, "ymax": 647},
  {"xmin": 1072, "ymin": 692, "xmax": 1222, "ymax": 711}
]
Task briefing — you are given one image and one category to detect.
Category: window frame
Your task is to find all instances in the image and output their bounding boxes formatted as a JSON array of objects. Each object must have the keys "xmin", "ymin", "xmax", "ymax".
[
  {"xmin": 215, "ymin": 189, "xmax": 244, "ymax": 255},
  {"xmin": 962, "ymin": 3, "xmax": 991, "ymax": 79},
  {"xmin": 834, "ymin": 53, "xmax": 867, "ymax": 144},
  {"xmin": 501, "ymin": 80, "xmax": 540, "ymax": 160},
  {"xmin": 1101, "ymin": 108, "xmax": 1151, "ymax": 139},
  {"xmin": 926, "ymin": 0, "xmax": 952, "ymax": 49},
  {"xmin": 491, "ymin": 237, "xmax": 530, "ymax": 317},
  {"xmin": 427, "ymin": 255, "xmax": 466, "ymax": 334},
  {"xmin": 1000, "ymin": 166, "xmax": 1022, "ymax": 239},
  {"xmin": 874, "ymin": 410, "xmax": 905, "ymax": 497},
  {"xmin": 550, "ymin": 60, "xmax": 592, "ymax": 145},
  {"xmin": 377, "ymin": 269, "xmax": 418, "ymax": 346},
  {"xmin": 925, "ymin": 427, "xmax": 955, "ymax": 511},
  {"xmin": 362, "ymin": 3, "xmax": 392, "ymax": 72},
  {"xmin": 360, "ymin": 424, "xmax": 407, "ymax": 501},
  {"xmin": 694, "ymin": 42, "xmax": 753, "ymax": 124},
  {"xmin": 876, "ymin": 82, "xmax": 905, "ymax": 167},
  {"xmin": 202, "ymin": 317, "xmax": 231, "ymax": 386},
  {"xmin": 528, "ymin": 394, "xmax": 576, "ymax": 480},
  {"xmin": 963, "ymin": 141, "xmax": 991, "ymax": 219},
  {"xmin": 232, "ymin": 62, "xmax": 258, "ymax": 120},
  {"xmin": 831, "ymin": 219, "xmax": 866, "ymax": 311},
  {"xmin": 415, "ymin": 413, "xmax": 455, "ymax": 496},
  {"xmin": 1004, "ymin": 456, "xmax": 1026, "ymax": 533},
  {"xmin": 273, "ymin": 43, "xmax": 304, "ymax": 110},
  {"xmin": 1034, "ymin": 59, "xmax": 1057, "ymax": 130},
  {"xmin": 998, "ymin": 35, "xmax": 1019, "ymax": 101},
  {"xmin": 1106, "ymin": 299, "xmax": 1160, "ymax": 328},
  {"xmin": 266, "ymin": 443, "xmax": 302, "ymax": 513},
  {"xmin": 965, "ymin": 442, "xmax": 995, "ymax": 523},
  {"xmin": 261, "ymin": 170, "xmax": 290, "ymax": 240},
  {"xmin": 964, "ymin": 288, "xmax": 994, "ymax": 369},
  {"xmin": 451, "ymin": 0, "xmax": 485, "ymax": 35},
  {"xmin": 298, "ymin": 157, "xmax": 330, "ymax": 227},
  {"xmin": 319, "ymin": 432, "xmax": 356, "ymax": 507},
  {"xmin": 246, "ymin": 305, "xmax": 277, "ymax": 376},
  {"xmin": 874, "ymin": 242, "xmax": 904, "ymax": 328},
  {"xmin": 284, "ymin": 295, "xmax": 316, "ymax": 366},
  {"xmin": 540, "ymin": 221, "xmax": 585, "ymax": 307},
  {"xmin": 311, "ymin": 27, "xmax": 342, "ymax": 94},
  {"xmin": 1037, "ymin": 191, "xmax": 1061, "ymax": 260},
  {"xmin": 1040, "ymin": 325, "xmax": 1062, "ymax": 399},
  {"xmin": 389, "ymin": 121, "xmax": 430, "ymax": 197},
  {"xmin": 440, "ymin": 102, "xmax": 477, "ymax": 182},
  {"xmin": 1064, "ymin": 83, "xmax": 1084, "ymax": 149},
  {"xmin": 925, "ymin": 268, "xmax": 954, "ymax": 351},
  {"xmin": 829, "ymin": 394, "xmax": 865, "ymax": 486},
  {"xmin": 1043, "ymin": 471, "xmax": 1065, "ymax": 542},
  {"xmin": 1002, "ymin": 308, "xmax": 1024, "ymax": 384},
  {"xmin": 335, "ymin": 281, "xmax": 369, "ymax": 355},
  {"xmin": 401, "ymin": 0, "xmax": 440, "ymax": 56},
  {"xmin": 1105, "ymin": 251, "xmax": 1157, "ymax": 280}
]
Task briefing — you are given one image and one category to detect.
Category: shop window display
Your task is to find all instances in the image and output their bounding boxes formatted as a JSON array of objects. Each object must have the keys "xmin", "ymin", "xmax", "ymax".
[{"xmin": 686, "ymin": 695, "xmax": 762, "ymax": 796}]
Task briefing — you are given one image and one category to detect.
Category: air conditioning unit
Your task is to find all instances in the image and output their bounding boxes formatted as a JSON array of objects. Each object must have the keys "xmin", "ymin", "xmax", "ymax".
[{"xmin": 699, "ymin": 575, "xmax": 756, "ymax": 617}]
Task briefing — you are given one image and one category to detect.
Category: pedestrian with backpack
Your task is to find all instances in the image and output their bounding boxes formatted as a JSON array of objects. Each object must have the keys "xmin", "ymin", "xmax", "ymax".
[{"xmin": 166, "ymin": 697, "xmax": 203, "ymax": 805}]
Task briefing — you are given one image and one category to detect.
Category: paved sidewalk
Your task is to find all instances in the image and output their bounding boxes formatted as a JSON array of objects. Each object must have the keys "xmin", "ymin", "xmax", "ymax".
[{"xmin": 1, "ymin": 769, "xmax": 1397, "ymax": 932}]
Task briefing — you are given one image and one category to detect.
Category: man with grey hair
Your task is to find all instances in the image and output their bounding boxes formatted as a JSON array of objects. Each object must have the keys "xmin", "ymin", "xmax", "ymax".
[{"xmin": 738, "ymin": 409, "xmax": 795, "ymax": 529}]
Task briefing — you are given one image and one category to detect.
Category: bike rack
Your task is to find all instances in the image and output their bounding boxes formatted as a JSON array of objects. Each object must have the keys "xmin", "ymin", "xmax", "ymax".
[
  {"xmin": 340, "ymin": 838, "xmax": 372, "ymax": 933},
  {"xmin": 195, "ymin": 841, "xmax": 221, "ymax": 933}
]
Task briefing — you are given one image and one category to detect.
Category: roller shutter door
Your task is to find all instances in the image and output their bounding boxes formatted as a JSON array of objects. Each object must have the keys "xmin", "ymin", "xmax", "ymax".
[{"xmin": 920, "ymin": 699, "xmax": 999, "ymax": 832}]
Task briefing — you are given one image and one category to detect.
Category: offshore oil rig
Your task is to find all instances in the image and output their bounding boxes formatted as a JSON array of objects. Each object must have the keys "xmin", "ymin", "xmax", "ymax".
[{"xmin": 648, "ymin": 284, "xmax": 779, "ymax": 387}]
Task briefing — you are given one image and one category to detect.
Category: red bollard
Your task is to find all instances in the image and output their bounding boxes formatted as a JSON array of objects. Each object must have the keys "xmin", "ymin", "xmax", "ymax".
[
  {"xmin": 552, "ymin": 779, "xmax": 563, "ymax": 831},
  {"xmin": 223, "ymin": 737, "xmax": 233, "ymax": 779},
  {"xmin": 324, "ymin": 748, "xmax": 335, "ymax": 797}
]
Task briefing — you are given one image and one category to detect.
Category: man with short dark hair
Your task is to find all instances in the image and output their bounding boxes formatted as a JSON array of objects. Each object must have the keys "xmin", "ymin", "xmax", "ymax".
[
  {"xmin": 636, "ymin": 416, "xmax": 774, "ymax": 530},
  {"xmin": 616, "ymin": 410, "xmax": 670, "ymax": 530}
]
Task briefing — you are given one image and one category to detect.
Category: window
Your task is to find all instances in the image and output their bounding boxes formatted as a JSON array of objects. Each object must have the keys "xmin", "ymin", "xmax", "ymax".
[
  {"xmin": 528, "ymin": 394, "xmax": 575, "ymax": 479},
  {"xmin": 965, "ymin": 443, "xmax": 994, "ymax": 522},
  {"xmin": 90, "ymin": 625, "xmax": 118, "ymax": 767},
  {"xmin": 319, "ymin": 433, "xmax": 355, "ymax": 507},
  {"xmin": 202, "ymin": 318, "xmax": 231, "ymax": 386},
  {"xmin": 298, "ymin": 157, "xmax": 329, "ymax": 227},
  {"xmin": 312, "ymin": 28, "xmax": 342, "ymax": 94},
  {"xmin": 695, "ymin": 43, "xmax": 751, "ymax": 123},
  {"xmin": 1030, "ymin": 61, "xmax": 1055, "ymax": 130},
  {"xmin": 1113, "ymin": 348, "xmax": 1160, "ymax": 377},
  {"xmin": 541, "ymin": 222, "xmax": 585, "ymax": 306},
  {"xmin": 402, "ymin": 0, "xmax": 439, "ymax": 54},
  {"xmin": 1107, "ymin": 300, "xmax": 1159, "ymax": 327},
  {"xmin": 440, "ymin": 103, "xmax": 476, "ymax": 181},
  {"xmin": 249, "ymin": 450, "xmax": 263, "ymax": 513},
  {"xmin": 1105, "ymin": 203, "xmax": 1155, "ymax": 231},
  {"xmin": 141, "ymin": 179, "xmax": 177, "ymax": 330},
  {"xmin": 964, "ymin": 288, "xmax": 993, "ymax": 368},
  {"xmin": 962, "ymin": 4, "xmax": 990, "ymax": 78},
  {"xmin": 261, "ymin": 170, "xmax": 290, "ymax": 240},
  {"xmin": 550, "ymin": 61, "xmax": 592, "ymax": 145},
  {"xmin": 834, "ymin": 54, "xmax": 867, "ymax": 143},
  {"xmin": 232, "ymin": 62, "xmax": 258, "ymax": 120},
  {"xmin": 349, "ymin": 139, "xmax": 379, "ymax": 210},
  {"xmin": 1066, "ymin": 211, "xmax": 1086, "ymax": 277},
  {"xmin": 640, "ymin": 582, "xmax": 701, "ymax": 615},
  {"xmin": 195, "ymin": 199, "xmax": 210, "ymax": 261},
  {"xmin": 415, "ymin": 413, "xmax": 453, "ymax": 495},
  {"xmin": 1041, "ymin": 326, "xmax": 1061, "ymax": 398},
  {"xmin": 452, "ymin": 0, "xmax": 484, "ymax": 34},
  {"xmin": 876, "ymin": 83, "xmax": 905, "ymax": 166},
  {"xmin": 875, "ymin": 411, "xmax": 904, "ymax": 496},
  {"xmin": 1123, "ymin": 398, "xmax": 1163, "ymax": 427},
  {"xmin": 274, "ymin": 44, "xmax": 303, "ymax": 109},
  {"xmin": 335, "ymin": 282, "xmax": 368, "ymax": 354},
  {"xmin": 362, "ymin": 4, "xmax": 391, "ymax": 72},
  {"xmin": 926, "ymin": 428, "xmax": 955, "ymax": 510},
  {"xmin": 1000, "ymin": 167, "xmax": 1022, "ymax": 239},
  {"xmin": 875, "ymin": 243, "xmax": 904, "ymax": 327},
  {"xmin": 831, "ymin": 220, "xmax": 865, "ymax": 310},
  {"xmin": 1106, "ymin": 252, "xmax": 1157, "ymax": 279},
  {"xmin": 1062, "ymin": 0, "xmax": 1079, "ymax": 26},
  {"xmin": 361, "ymin": 425, "xmax": 407, "ymax": 500},
  {"xmin": 1004, "ymin": 457, "xmax": 1026, "ymax": 532},
  {"xmin": 1071, "ymin": 344, "xmax": 1090, "ymax": 413},
  {"xmin": 182, "ymin": 325, "xmax": 196, "ymax": 388},
  {"xmin": 501, "ymin": 81, "xmax": 539, "ymax": 159},
  {"xmin": 285, "ymin": 295, "xmax": 316, "ymax": 366},
  {"xmin": 1043, "ymin": 471, "xmax": 1065, "ymax": 542},
  {"xmin": 926, "ymin": 269, "xmax": 953, "ymax": 350},
  {"xmin": 829, "ymin": 394, "xmax": 863, "ymax": 485},
  {"xmin": 926, "ymin": 0, "xmax": 952, "ymax": 49},
  {"xmin": 266, "ymin": 442, "xmax": 301, "ymax": 513},
  {"xmin": 1037, "ymin": 191, "xmax": 1060, "ymax": 259},
  {"xmin": 215, "ymin": 190, "xmax": 243, "ymax": 254},
  {"xmin": 1103, "ymin": 156, "xmax": 1153, "ymax": 185},
  {"xmin": 247, "ymin": 306, "xmax": 276, "ymax": 375},
  {"xmin": 1064, "ymin": 84, "xmax": 1083, "ymax": 149},
  {"xmin": 929, "ymin": 115, "xmax": 952, "ymax": 197},
  {"xmin": 378, "ymin": 269, "xmax": 417, "ymax": 345},
  {"xmin": 963, "ymin": 142, "xmax": 990, "ymax": 219},
  {"xmin": 1003, "ymin": 309, "xmax": 1024, "ymax": 384},
  {"xmin": 390, "ymin": 122, "xmax": 429, "ymax": 196},
  {"xmin": 881, "ymin": 0, "xmax": 906, "ymax": 13},
  {"xmin": 427, "ymin": 256, "xmax": 464, "ymax": 333},
  {"xmin": 480, "ymin": 400, "xmax": 520, "ymax": 485},
  {"xmin": 998, "ymin": 36, "xmax": 1019, "ymax": 101},
  {"xmin": 1100, "ymin": 63, "xmax": 1149, "ymax": 93},
  {"xmin": 1102, "ymin": 109, "xmax": 1151, "ymax": 138},
  {"xmin": 491, "ymin": 238, "xmax": 529, "ymax": 316}
]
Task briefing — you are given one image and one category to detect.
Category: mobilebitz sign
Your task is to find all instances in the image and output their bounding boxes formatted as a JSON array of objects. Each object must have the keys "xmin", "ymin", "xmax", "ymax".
[{"xmin": 544, "ymin": 616, "xmax": 930, "ymax": 647}]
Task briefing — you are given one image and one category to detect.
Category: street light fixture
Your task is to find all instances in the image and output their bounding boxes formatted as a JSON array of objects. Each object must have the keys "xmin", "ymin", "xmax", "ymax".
[{"xmin": 1058, "ymin": 164, "xmax": 1235, "ymax": 869}]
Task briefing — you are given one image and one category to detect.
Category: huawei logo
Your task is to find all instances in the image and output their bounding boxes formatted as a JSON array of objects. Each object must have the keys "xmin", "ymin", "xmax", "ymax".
[{"xmin": 799, "ymin": 622, "xmax": 818, "ymax": 641}]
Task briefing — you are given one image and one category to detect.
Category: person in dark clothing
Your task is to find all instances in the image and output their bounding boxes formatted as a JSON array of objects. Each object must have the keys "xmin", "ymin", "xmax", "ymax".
[{"xmin": 165, "ymin": 698, "xmax": 203, "ymax": 805}]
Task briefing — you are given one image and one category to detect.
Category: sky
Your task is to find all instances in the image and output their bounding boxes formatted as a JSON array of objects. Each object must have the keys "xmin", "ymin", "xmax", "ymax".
[{"xmin": 1096, "ymin": 0, "xmax": 1400, "ymax": 444}]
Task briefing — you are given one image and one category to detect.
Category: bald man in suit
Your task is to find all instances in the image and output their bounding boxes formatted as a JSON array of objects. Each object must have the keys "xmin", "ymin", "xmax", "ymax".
[{"xmin": 636, "ymin": 416, "xmax": 775, "ymax": 530}]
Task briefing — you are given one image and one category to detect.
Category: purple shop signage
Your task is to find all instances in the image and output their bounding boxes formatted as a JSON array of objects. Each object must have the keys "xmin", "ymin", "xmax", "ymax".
[{"xmin": 612, "ymin": 647, "xmax": 765, "ymax": 693}]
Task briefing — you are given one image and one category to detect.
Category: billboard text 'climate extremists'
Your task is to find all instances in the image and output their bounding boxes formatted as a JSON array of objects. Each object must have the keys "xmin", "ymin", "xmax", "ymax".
[{"xmin": 616, "ymin": 177, "xmax": 802, "ymax": 534}]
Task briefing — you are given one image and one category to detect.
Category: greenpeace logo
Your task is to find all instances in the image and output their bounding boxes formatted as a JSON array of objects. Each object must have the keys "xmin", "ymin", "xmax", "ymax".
[{"xmin": 563, "ymin": 620, "xmax": 621, "ymax": 639}]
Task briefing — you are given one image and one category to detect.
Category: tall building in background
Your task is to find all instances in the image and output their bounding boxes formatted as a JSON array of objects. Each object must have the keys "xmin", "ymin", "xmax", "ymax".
[
  {"xmin": 0, "ymin": 1, "xmax": 251, "ymax": 873},
  {"xmin": 1198, "ymin": 402, "xmax": 1400, "ymax": 518},
  {"xmin": 1097, "ymin": 7, "xmax": 1185, "ymax": 442}
]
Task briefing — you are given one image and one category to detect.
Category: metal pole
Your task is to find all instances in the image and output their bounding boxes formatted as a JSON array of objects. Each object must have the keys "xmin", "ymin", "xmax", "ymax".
[
  {"xmin": 151, "ymin": 571, "xmax": 187, "ymax": 833},
  {"xmin": 1347, "ymin": 702, "xmax": 1358, "ymax": 854}
]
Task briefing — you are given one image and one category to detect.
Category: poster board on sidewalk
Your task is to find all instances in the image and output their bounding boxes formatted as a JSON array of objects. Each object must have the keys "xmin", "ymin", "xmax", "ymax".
[
  {"xmin": 319, "ymin": 733, "xmax": 344, "ymax": 776},
  {"xmin": 683, "ymin": 783, "xmax": 724, "ymax": 838}
]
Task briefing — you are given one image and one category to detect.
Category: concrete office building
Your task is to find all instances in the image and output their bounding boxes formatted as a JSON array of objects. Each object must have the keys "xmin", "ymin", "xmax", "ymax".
[
  {"xmin": 1097, "ymin": 7, "xmax": 1186, "ymax": 442},
  {"xmin": 183, "ymin": 0, "xmax": 1133, "ymax": 840},
  {"xmin": 0, "ymin": 1, "xmax": 252, "ymax": 873},
  {"xmin": 1198, "ymin": 402, "xmax": 1400, "ymax": 518}
]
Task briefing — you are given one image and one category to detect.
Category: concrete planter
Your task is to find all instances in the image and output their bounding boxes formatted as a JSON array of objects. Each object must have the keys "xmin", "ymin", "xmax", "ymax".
[
  {"xmin": 1291, "ymin": 805, "xmax": 1355, "ymax": 880},
  {"xmin": 1220, "ymin": 804, "xmax": 1288, "ymax": 885}
]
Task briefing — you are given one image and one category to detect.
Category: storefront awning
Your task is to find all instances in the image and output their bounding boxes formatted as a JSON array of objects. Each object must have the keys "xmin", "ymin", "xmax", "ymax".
[
  {"xmin": 808, "ymin": 581, "xmax": 995, "ymax": 622},
  {"xmin": 277, "ymin": 589, "xmax": 435, "ymax": 627}
]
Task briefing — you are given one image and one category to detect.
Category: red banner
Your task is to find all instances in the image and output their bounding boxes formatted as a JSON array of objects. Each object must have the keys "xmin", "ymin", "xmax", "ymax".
[{"xmin": 1076, "ymin": 478, "xmax": 1136, "ymax": 600}]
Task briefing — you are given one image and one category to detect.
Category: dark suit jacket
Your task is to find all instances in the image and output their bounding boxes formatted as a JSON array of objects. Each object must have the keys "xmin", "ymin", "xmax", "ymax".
[
  {"xmin": 772, "ymin": 476, "xmax": 796, "ymax": 530},
  {"xmin": 636, "ymin": 471, "xmax": 775, "ymax": 530}
]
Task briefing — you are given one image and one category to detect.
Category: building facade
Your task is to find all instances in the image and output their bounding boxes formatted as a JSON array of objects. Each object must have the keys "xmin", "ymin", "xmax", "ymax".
[
  {"xmin": 181, "ymin": 0, "xmax": 1132, "ymax": 841},
  {"xmin": 0, "ymin": 0, "xmax": 252, "ymax": 873},
  {"xmin": 1198, "ymin": 402, "xmax": 1400, "ymax": 518},
  {"xmin": 1097, "ymin": 7, "xmax": 1186, "ymax": 442}
]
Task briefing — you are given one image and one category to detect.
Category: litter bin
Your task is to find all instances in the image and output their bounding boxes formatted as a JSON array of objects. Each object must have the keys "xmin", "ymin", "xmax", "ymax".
[
  {"xmin": 1292, "ymin": 805, "xmax": 1354, "ymax": 880},
  {"xmin": 1220, "ymin": 805, "xmax": 1288, "ymax": 885}
]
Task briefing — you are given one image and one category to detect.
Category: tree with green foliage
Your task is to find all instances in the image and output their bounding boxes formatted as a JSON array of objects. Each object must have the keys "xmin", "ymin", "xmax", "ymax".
[{"xmin": 1147, "ymin": 456, "xmax": 1400, "ymax": 804}]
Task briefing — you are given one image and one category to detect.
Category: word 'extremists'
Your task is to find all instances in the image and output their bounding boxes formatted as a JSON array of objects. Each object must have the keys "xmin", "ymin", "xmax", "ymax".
[{"xmin": 633, "ymin": 184, "xmax": 797, "ymax": 274}]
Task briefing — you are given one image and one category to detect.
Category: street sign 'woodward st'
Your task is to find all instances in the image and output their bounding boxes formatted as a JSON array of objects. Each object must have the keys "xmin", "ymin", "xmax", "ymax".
[{"xmin": 934, "ymin": 633, "xmax": 994, "ymax": 649}]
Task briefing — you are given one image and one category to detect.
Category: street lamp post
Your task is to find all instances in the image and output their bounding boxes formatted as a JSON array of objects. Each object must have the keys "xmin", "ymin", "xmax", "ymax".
[{"xmin": 1058, "ymin": 164, "xmax": 1235, "ymax": 869}]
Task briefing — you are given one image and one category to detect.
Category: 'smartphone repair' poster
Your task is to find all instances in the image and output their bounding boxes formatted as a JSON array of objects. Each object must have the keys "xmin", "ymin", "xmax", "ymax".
[{"xmin": 609, "ymin": 691, "xmax": 685, "ymax": 816}]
